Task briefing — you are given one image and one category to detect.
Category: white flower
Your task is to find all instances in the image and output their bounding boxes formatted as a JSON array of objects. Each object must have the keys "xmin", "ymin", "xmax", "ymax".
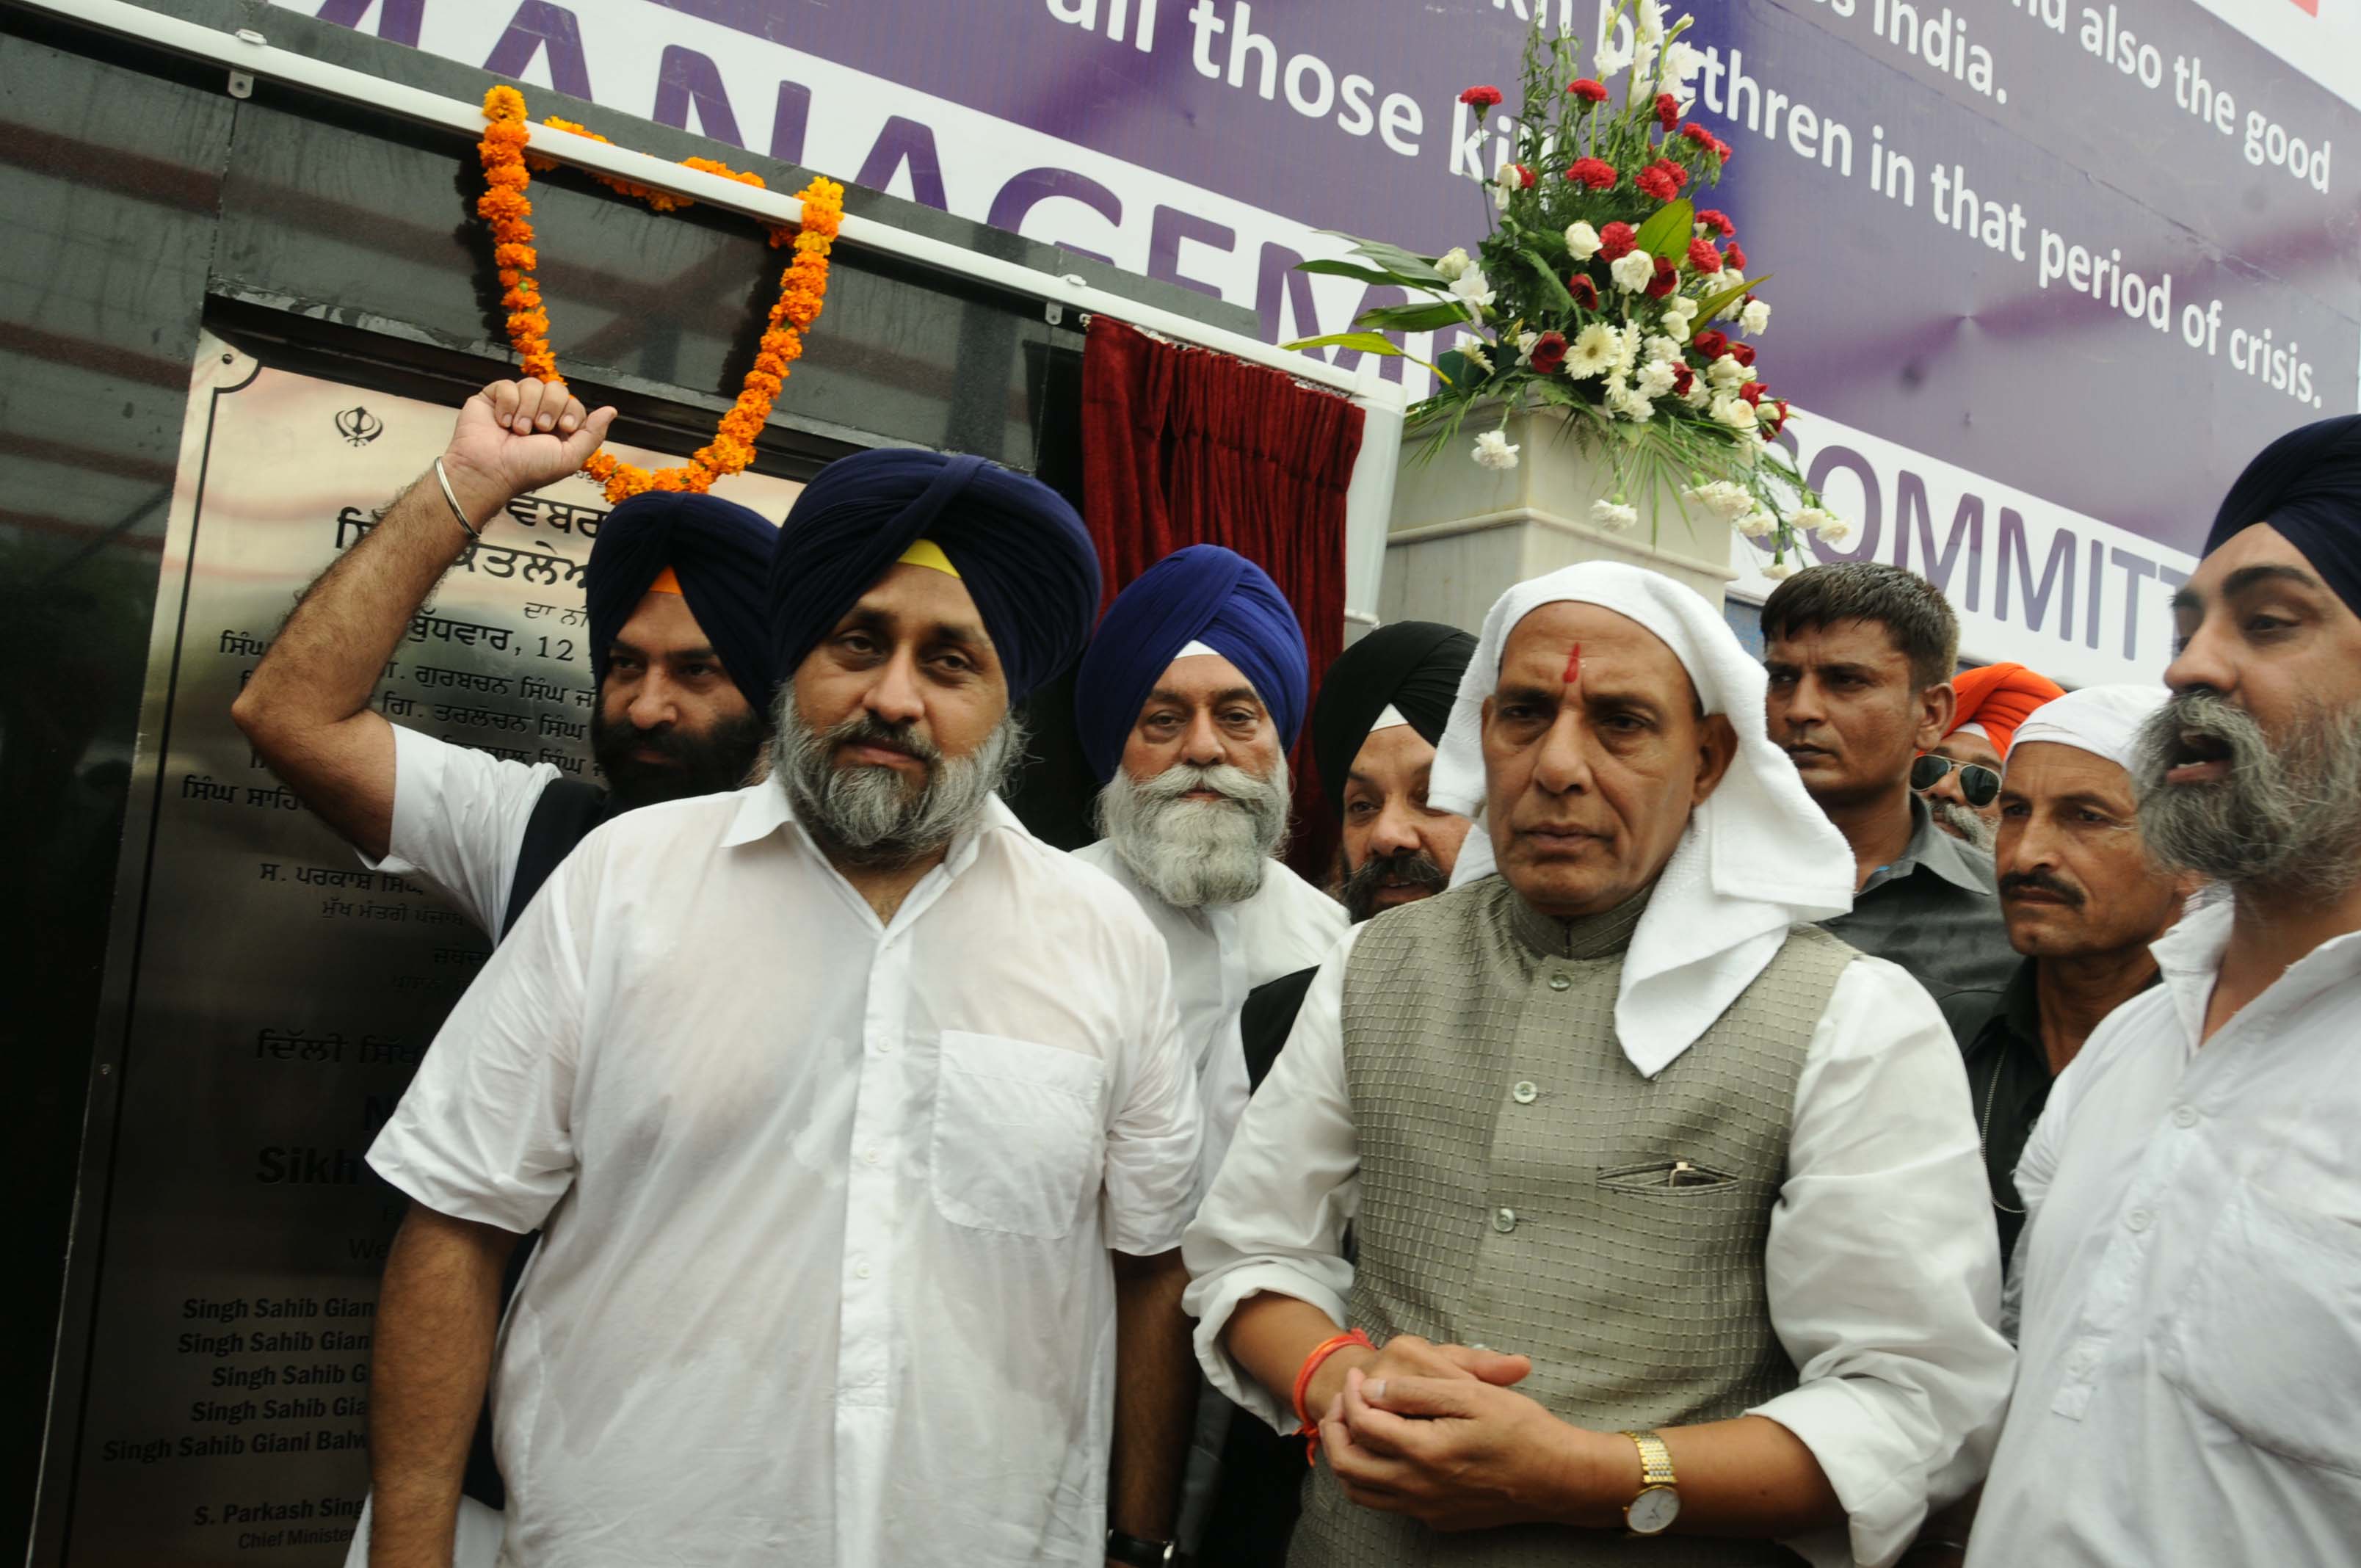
[
  {"xmin": 1664, "ymin": 40, "xmax": 1707, "ymax": 89},
  {"xmin": 1741, "ymin": 297, "xmax": 1771, "ymax": 335},
  {"xmin": 1514, "ymin": 328, "xmax": 1540, "ymax": 365},
  {"xmin": 1682, "ymin": 479, "xmax": 1755, "ymax": 522},
  {"xmin": 1736, "ymin": 508, "xmax": 1777, "ymax": 540},
  {"xmin": 1609, "ymin": 251, "xmax": 1656, "ymax": 294},
  {"xmin": 1592, "ymin": 498, "xmax": 1641, "ymax": 531},
  {"xmin": 1644, "ymin": 334, "xmax": 1683, "ymax": 365},
  {"xmin": 1449, "ymin": 266, "xmax": 1497, "ymax": 313},
  {"xmin": 1711, "ymin": 393, "xmax": 1758, "ymax": 431},
  {"xmin": 1609, "ymin": 324, "xmax": 1639, "ymax": 370},
  {"xmin": 1636, "ymin": 0, "xmax": 1669, "ymax": 43},
  {"xmin": 1801, "ymin": 509, "xmax": 1854, "ymax": 543},
  {"xmin": 1473, "ymin": 429, "xmax": 1520, "ymax": 470},
  {"xmin": 1595, "ymin": 36, "xmax": 1633, "ymax": 75},
  {"xmin": 1435, "ymin": 246, "xmax": 1471, "ymax": 281},
  {"xmin": 1761, "ymin": 559, "xmax": 1797, "ymax": 581},
  {"xmin": 1454, "ymin": 333, "xmax": 1495, "ymax": 374},
  {"xmin": 1618, "ymin": 394, "xmax": 1658, "ymax": 423},
  {"xmin": 1717, "ymin": 289, "xmax": 1748, "ymax": 321},
  {"xmin": 1636, "ymin": 360, "xmax": 1678, "ymax": 399},
  {"xmin": 1731, "ymin": 437, "xmax": 1760, "ymax": 468},
  {"xmin": 1682, "ymin": 377, "xmax": 1713, "ymax": 407},
  {"xmin": 1708, "ymin": 353, "xmax": 1750, "ymax": 388},
  {"xmin": 1565, "ymin": 221, "xmax": 1602, "ymax": 261},
  {"xmin": 1564, "ymin": 323, "xmax": 1620, "ymax": 378},
  {"xmin": 1661, "ymin": 301, "xmax": 1698, "ymax": 341}
]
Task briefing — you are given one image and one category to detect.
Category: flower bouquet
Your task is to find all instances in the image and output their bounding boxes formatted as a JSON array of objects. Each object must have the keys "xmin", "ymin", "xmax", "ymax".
[{"xmin": 1287, "ymin": 2, "xmax": 1847, "ymax": 572}]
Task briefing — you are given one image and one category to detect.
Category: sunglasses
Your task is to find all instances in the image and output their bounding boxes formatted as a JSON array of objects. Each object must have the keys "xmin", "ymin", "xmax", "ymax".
[{"xmin": 1912, "ymin": 753, "xmax": 2001, "ymax": 808}]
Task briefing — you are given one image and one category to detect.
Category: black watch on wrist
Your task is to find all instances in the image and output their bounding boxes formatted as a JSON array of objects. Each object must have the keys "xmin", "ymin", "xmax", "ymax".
[{"xmin": 1105, "ymin": 1529, "xmax": 1173, "ymax": 1566}]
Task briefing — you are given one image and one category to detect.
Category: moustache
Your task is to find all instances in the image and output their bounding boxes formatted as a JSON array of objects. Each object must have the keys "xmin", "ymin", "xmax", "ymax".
[
  {"xmin": 1999, "ymin": 868, "xmax": 2084, "ymax": 907},
  {"xmin": 1134, "ymin": 761, "xmax": 1270, "ymax": 805},
  {"xmin": 827, "ymin": 713, "xmax": 942, "ymax": 768}
]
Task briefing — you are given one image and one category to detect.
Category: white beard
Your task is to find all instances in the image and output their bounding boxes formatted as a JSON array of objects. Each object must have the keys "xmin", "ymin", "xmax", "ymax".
[{"xmin": 1096, "ymin": 758, "xmax": 1292, "ymax": 910}]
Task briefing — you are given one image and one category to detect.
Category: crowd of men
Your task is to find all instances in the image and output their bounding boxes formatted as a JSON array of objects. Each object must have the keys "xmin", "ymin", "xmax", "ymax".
[{"xmin": 234, "ymin": 378, "xmax": 2361, "ymax": 1568}]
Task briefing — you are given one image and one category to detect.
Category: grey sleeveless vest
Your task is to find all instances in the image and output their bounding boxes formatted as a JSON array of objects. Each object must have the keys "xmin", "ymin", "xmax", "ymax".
[{"xmin": 1289, "ymin": 877, "xmax": 1855, "ymax": 1567}]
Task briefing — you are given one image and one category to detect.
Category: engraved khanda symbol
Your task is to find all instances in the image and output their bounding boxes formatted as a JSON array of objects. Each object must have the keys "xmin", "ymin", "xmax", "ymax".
[{"xmin": 334, "ymin": 405, "xmax": 385, "ymax": 447}]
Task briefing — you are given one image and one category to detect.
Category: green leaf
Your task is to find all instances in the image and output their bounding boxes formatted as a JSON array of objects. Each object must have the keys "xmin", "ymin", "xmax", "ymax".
[
  {"xmin": 1280, "ymin": 331, "xmax": 1454, "ymax": 385},
  {"xmin": 1513, "ymin": 247, "xmax": 1579, "ymax": 316},
  {"xmin": 1294, "ymin": 258, "xmax": 1415, "ymax": 286},
  {"xmin": 1313, "ymin": 231, "xmax": 1448, "ymax": 284},
  {"xmin": 1435, "ymin": 349, "xmax": 1488, "ymax": 390},
  {"xmin": 1355, "ymin": 300, "xmax": 1475, "ymax": 333},
  {"xmin": 1633, "ymin": 198, "xmax": 1695, "ymax": 260},
  {"xmin": 1691, "ymin": 272, "xmax": 1771, "ymax": 331}
]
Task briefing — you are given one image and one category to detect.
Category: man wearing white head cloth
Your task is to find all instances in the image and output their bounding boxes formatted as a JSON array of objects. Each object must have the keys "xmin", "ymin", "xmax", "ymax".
[
  {"xmin": 1937, "ymin": 686, "xmax": 2197, "ymax": 1265},
  {"xmin": 1183, "ymin": 562, "xmax": 2012, "ymax": 1568}
]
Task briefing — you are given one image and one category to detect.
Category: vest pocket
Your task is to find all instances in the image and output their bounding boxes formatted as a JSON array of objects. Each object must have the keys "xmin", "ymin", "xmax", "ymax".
[
  {"xmin": 1597, "ymin": 1159, "xmax": 1741, "ymax": 1192},
  {"xmin": 929, "ymin": 1031, "xmax": 1106, "ymax": 1241}
]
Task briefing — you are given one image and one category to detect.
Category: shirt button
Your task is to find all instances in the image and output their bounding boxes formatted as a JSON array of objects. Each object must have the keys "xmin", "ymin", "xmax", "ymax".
[
  {"xmin": 2174, "ymin": 1105, "xmax": 2199, "ymax": 1128},
  {"xmin": 1512, "ymin": 1081, "xmax": 1539, "ymax": 1105},
  {"xmin": 1492, "ymin": 1207, "xmax": 1517, "ymax": 1233},
  {"xmin": 874, "ymin": 1037, "xmax": 893, "ymax": 1055},
  {"xmin": 2126, "ymin": 1207, "xmax": 2153, "ymax": 1233},
  {"xmin": 853, "ymin": 1260, "xmax": 872, "ymax": 1280},
  {"xmin": 1547, "ymin": 973, "xmax": 1571, "ymax": 991},
  {"xmin": 863, "ymin": 1147, "xmax": 881, "ymax": 1165}
]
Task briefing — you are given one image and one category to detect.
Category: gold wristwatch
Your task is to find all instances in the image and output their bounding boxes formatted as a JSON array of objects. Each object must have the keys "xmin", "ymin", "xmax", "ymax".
[{"xmin": 1619, "ymin": 1429, "xmax": 1681, "ymax": 1536}]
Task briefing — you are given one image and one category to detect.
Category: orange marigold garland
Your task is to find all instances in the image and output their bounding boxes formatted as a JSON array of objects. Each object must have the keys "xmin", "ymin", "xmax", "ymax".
[{"xmin": 473, "ymin": 85, "xmax": 845, "ymax": 503}]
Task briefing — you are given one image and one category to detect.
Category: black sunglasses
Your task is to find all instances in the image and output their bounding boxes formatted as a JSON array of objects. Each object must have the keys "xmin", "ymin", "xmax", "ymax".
[{"xmin": 1912, "ymin": 753, "xmax": 2001, "ymax": 808}]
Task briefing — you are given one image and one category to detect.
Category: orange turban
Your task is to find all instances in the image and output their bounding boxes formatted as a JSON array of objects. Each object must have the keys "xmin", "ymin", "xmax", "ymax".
[{"xmin": 1947, "ymin": 661, "xmax": 2066, "ymax": 758}]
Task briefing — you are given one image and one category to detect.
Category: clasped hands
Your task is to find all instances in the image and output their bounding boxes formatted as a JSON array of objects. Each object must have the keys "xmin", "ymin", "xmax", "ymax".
[{"xmin": 1305, "ymin": 1333, "xmax": 1620, "ymax": 1533}]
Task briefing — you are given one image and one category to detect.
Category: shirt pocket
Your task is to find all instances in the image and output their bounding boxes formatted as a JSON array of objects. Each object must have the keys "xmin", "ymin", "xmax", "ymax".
[
  {"xmin": 2158, "ymin": 1181, "xmax": 2361, "ymax": 1477},
  {"xmin": 930, "ymin": 1031, "xmax": 1106, "ymax": 1242}
]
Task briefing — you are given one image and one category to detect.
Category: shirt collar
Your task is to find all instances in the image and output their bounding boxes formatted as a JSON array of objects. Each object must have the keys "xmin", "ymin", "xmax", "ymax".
[
  {"xmin": 2147, "ymin": 894, "xmax": 2361, "ymax": 1050},
  {"xmin": 1871, "ymin": 793, "xmax": 1995, "ymax": 896},
  {"xmin": 720, "ymin": 779, "xmax": 1016, "ymax": 879}
]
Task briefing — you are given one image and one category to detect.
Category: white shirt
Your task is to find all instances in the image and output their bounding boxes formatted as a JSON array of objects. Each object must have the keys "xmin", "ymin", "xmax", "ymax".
[
  {"xmin": 366, "ymin": 723, "xmax": 559, "ymax": 934},
  {"xmin": 1183, "ymin": 924, "xmax": 2015, "ymax": 1568},
  {"xmin": 1072, "ymin": 840, "xmax": 1346, "ymax": 1191},
  {"xmin": 1972, "ymin": 899, "xmax": 2361, "ymax": 1567},
  {"xmin": 369, "ymin": 783, "xmax": 1202, "ymax": 1568}
]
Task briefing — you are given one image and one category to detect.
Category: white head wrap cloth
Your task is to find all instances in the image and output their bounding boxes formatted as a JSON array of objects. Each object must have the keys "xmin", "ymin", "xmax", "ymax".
[
  {"xmin": 2006, "ymin": 685, "xmax": 2172, "ymax": 774},
  {"xmin": 1432, "ymin": 562, "xmax": 1857, "ymax": 1078}
]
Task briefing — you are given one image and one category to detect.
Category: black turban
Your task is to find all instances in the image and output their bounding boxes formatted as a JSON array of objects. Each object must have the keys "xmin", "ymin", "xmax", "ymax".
[
  {"xmin": 2205, "ymin": 414, "xmax": 2361, "ymax": 620},
  {"xmin": 585, "ymin": 492, "xmax": 778, "ymax": 715},
  {"xmin": 1310, "ymin": 620, "xmax": 1477, "ymax": 817},
  {"xmin": 767, "ymin": 449, "xmax": 1100, "ymax": 704}
]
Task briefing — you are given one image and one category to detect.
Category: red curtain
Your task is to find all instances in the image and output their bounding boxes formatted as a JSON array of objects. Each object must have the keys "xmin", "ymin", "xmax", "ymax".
[{"xmin": 1079, "ymin": 315, "xmax": 1366, "ymax": 881}]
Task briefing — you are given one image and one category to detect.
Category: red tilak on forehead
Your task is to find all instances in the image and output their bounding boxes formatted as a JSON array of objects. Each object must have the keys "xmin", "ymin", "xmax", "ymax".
[{"xmin": 1562, "ymin": 642, "xmax": 1582, "ymax": 684}]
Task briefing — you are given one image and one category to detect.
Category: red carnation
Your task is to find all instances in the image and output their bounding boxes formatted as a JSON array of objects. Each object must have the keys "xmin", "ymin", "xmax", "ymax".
[
  {"xmin": 1567, "ymin": 274, "xmax": 1601, "ymax": 310},
  {"xmin": 1655, "ymin": 93, "xmax": 1679, "ymax": 130},
  {"xmin": 1693, "ymin": 329, "xmax": 1730, "ymax": 358},
  {"xmin": 1682, "ymin": 122, "xmax": 1717, "ymax": 149},
  {"xmin": 1696, "ymin": 208, "xmax": 1736, "ymax": 237},
  {"xmin": 1567, "ymin": 157, "xmax": 1618, "ymax": 190},
  {"xmin": 1671, "ymin": 363, "xmax": 1695, "ymax": 396},
  {"xmin": 1687, "ymin": 237, "xmax": 1723, "ymax": 275},
  {"xmin": 1460, "ymin": 84, "xmax": 1504, "ymax": 111},
  {"xmin": 1739, "ymin": 380, "xmax": 1766, "ymax": 406},
  {"xmin": 1714, "ymin": 135, "xmax": 1735, "ymax": 159},
  {"xmin": 1635, "ymin": 164, "xmax": 1680, "ymax": 201},
  {"xmin": 1569, "ymin": 79, "xmax": 1609, "ymax": 104},
  {"xmin": 1503, "ymin": 161, "xmax": 1536, "ymax": 189},
  {"xmin": 1650, "ymin": 158, "xmax": 1690, "ymax": 191},
  {"xmin": 1760, "ymin": 399, "xmax": 1791, "ymax": 440},
  {"xmin": 1726, "ymin": 242, "xmax": 1749, "ymax": 272},
  {"xmin": 1730, "ymin": 341, "xmax": 1757, "ymax": 368},
  {"xmin": 1646, "ymin": 255, "xmax": 1679, "ymax": 298},
  {"xmin": 1529, "ymin": 330, "xmax": 1570, "ymax": 374},
  {"xmin": 1596, "ymin": 221, "xmax": 1637, "ymax": 261}
]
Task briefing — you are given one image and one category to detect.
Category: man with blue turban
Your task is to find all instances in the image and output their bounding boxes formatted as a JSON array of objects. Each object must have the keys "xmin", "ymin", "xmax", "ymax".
[
  {"xmin": 1970, "ymin": 415, "xmax": 2361, "ymax": 1567},
  {"xmin": 1072, "ymin": 544, "xmax": 1348, "ymax": 1196},
  {"xmin": 237, "ymin": 377, "xmax": 777, "ymax": 945},
  {"xmin": 360, "ymin": 446, "xmax": 1207, "ymax": 1568}
]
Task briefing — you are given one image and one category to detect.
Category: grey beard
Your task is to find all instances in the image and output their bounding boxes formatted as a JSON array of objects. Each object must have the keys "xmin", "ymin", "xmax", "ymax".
[
  {"xmin": 1096, "ymin": 758, "xmax": 1291, "ymax": 910},
  {"xmin": 2133, "ymin": 689, "xmax": 2361, "ymax": 897},
  {"xmin": 1929, "ymin": 796, "xmax": 1997, "ymax": 854},
  {"xmin": 772, "ymin": 683, "xmax": 1025, "ymax": 868}
]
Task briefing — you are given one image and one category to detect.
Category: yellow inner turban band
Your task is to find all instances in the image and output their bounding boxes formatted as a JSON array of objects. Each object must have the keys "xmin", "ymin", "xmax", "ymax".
[
  {"xmin": 896, "ymin": 537, "xmax": 962, "ymax": 578},
  {"xmin": 647, "ymin": 566, "xmax": 683, "ymax": 596}
]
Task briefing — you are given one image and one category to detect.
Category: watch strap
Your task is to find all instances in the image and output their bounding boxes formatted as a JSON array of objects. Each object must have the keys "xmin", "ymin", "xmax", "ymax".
[
  {"xmin": 1105, "ymin": 1529, "xmax": 1172, "ymax": 1567},
  {"xmin": 1620, "ymin": 1429, "xmax": 1678, "ymax": 1488}
]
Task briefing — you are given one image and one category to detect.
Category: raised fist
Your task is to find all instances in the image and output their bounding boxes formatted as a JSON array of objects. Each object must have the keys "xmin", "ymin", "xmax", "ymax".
[{"xmin": 439, "ymin": 378, "xmax": 617, "ymax": 516}]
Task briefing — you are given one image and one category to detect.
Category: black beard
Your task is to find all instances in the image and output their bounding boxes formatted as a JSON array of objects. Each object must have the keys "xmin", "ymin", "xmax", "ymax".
[
  {"xmin": 1338, "ymin": 846, "xmax": 1451, "ymax": 923},
  {"xmin": 591, "ymin": 708, "xmax": 769, "ymax": 808}
]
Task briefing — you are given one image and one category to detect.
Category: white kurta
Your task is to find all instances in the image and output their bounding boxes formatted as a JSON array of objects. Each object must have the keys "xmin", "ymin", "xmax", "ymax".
[
  {"xmin": 369, "ymin": 784, "xmax": 1203, "ymax": 1567},
  {"xmin": 363, "ymin": 722, "xmax": 561, "ymax": 935},
  {"xmin": 1183, "ymin": 924, "xmax": 2015, "ymax": 1568},
  {"xmin": 1971, "ymin": 899, "xmax": 2361, "ymax": 1567},
  {"xmin": 1072, "ymin": 839, "xmax": 1346, "ymax": 1191}
]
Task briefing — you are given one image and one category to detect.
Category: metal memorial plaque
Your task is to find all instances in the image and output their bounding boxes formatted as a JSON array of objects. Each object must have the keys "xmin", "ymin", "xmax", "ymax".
[{"xmin": 50, "ymin": 333, "xmax": 803, "ymax": 1566}]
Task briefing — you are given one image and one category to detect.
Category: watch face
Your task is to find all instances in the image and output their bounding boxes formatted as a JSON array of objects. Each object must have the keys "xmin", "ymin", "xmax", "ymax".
[{"xmin": 1627, "ymin": 1485, "xmax": 1681, "ymax": 1535}]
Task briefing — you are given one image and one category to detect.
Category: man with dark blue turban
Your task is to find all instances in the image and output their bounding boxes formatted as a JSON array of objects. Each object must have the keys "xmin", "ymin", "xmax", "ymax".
[
  {"xmin": 1071, "ymin": 544, "xmax": 1345, "ymax": 1193},
  {"xmin": 361, "ymin": 441, "xmax": 1209, "ymax": 1568},
  {"xmin": 1972, "ymin": 414, "xmax": 2361, "ymax": 1567},
  {"xmin": 238, "ymin": 377, "xmax": 777, "ymax": 945}
]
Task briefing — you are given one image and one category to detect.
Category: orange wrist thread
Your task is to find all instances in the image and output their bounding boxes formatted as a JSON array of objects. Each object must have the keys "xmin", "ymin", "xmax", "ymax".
[{"xmin": 1291, "ymin": 1328, "xmax": 1374, "ymax": 1465}]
